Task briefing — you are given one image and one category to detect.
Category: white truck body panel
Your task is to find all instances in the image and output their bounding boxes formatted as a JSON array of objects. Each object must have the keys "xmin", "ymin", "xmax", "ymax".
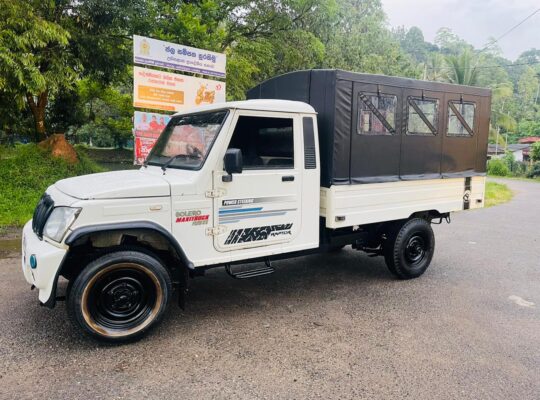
[{"xmin": 321, "ymin": 176, "xmax": 485, "ymax": 228}]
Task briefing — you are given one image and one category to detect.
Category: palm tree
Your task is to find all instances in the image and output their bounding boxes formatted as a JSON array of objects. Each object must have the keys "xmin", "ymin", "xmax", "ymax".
[{"xmin": 444, "ymin": 49, "xmax": 480, "ymax": 86}]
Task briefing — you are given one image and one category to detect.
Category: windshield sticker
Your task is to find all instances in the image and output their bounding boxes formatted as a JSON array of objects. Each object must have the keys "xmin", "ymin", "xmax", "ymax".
[
  {"xmin": 224, "ymin": 224, "xmax": 293, "ymax": 245},
  {"xmin": 176, "ymin": 210, "xmax": 209, "ymax": 225}
]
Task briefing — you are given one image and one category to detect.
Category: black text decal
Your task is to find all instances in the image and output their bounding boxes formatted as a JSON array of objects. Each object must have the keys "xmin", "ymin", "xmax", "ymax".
[{"xmin": 224, "ymin": 224, "xmax": 293, "ymax": 245}]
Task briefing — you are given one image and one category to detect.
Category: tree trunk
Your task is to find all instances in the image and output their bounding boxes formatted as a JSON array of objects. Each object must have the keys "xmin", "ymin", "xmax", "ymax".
[{"xmin": 26, "ymin": 90, "xmax": 48, "ymax": 142}]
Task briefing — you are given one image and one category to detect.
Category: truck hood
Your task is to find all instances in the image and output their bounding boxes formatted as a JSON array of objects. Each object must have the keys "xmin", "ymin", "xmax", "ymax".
[{"xmin": 55, "ymin": 170, "xmax": 171, "ymax": 200}]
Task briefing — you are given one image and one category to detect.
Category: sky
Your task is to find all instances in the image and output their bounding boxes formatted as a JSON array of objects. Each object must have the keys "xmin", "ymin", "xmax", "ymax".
[{"xmin": 381, "ymin": 0, "xmax": 540, "ymax": 60}]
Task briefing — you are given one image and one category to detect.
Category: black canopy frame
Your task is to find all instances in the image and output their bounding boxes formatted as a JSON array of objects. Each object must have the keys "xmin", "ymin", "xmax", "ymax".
[{"xmin": 247, "ymin": 69, "xmax": 491, "ymax": 187}]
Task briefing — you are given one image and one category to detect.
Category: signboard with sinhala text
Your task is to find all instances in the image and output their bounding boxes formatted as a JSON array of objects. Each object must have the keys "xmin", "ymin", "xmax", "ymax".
[
  {"xmin": 133, "ymin": 35, "xmax": 226, "ymax": 78},
  {"xmin": 133, "ymin": 66, "xmax": 226, "ymax": 112},
  {"xmin": 132, "ymin": 35, "xmax": 226, "ymax": 165}
]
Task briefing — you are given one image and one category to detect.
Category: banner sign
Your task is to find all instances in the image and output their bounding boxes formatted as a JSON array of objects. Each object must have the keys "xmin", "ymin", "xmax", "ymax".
[
  {"xmin": 133, "ymin": 35, "xmax": 226, "ymax": 78},
  {"xmin": 133, "ymin": 111, "xmax": 172, "ymax": 165},
  {"xmin": 133, "ymin": 66, "xmax": 226, "ymax": 112}
]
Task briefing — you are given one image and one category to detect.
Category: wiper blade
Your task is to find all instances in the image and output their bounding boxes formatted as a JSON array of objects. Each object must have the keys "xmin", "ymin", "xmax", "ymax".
[{"xmin": 161, "ymin": 153, "xmax": 201, "ymax": 171}]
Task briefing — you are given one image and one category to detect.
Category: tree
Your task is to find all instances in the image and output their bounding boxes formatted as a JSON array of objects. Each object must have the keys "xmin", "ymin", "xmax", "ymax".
[
  {"xmin": 490, "ymin": 83, "xmax": 517, "ymax": 145},
  {"xmin": 321, "ymin": 0, "xmax": 419, "ymax": 78},
  {"xmin": 516, "ymin": 67, "xmax": 539, "ymax": 120},
  {"xmin": 434, "ymin": 27, "xmax": 471, "ymax": 55},
  {"xmin": 396, "ymin": 26, "xmax": 429, "ymax": 63},
  {"xmin": 0, "ymin": 0, "xmax": 77, "ymax": 141},
  {"xmin": 531, "ymin": 142, "xmax": 540, "ymax": 162},
  {"xmin": 0, "ymin": 0, "xmax": 142, "ymax": 142},
  {"xmin": 444, "ymin": 49, "xmax": 480, "ymax": 86},
  {"xmin": 423, "ymin": 53, "xmax": 446, "ymax": 81}
]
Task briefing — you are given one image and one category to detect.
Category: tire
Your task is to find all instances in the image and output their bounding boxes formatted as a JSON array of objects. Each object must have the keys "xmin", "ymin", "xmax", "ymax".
[
  {"xmin": 67, "ymin": 250, "xmax": 172, "ymax": 343},
  {"xmin": 383, "ymin": 218, "xmax": 435, "ymax": 279}
]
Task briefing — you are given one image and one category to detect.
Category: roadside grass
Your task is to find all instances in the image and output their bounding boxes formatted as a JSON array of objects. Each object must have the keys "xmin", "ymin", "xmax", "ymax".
[
  {"xmin": 75, "ymin": 145, "xmax": 136, "ymax": 170},
  {"xmin": 485, "ymin": 181, "xmax": 513, "ymax": 207},
  {"xmin": 0, "ymin": 144, "xmax": 103, "ymax": 228},
  {"xmin": 488, "ymin": 175, "xmax": 540, "ymax": 183}
]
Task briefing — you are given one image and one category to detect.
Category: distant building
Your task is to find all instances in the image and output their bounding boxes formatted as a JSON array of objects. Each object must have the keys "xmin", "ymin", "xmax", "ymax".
[
  {"xmin": 487, "ymin": 143, "xmax": 532, "ymax": 162},
  {"xmin": 518, "ymin": 137, "xmax": 540, "ymax": 144}
]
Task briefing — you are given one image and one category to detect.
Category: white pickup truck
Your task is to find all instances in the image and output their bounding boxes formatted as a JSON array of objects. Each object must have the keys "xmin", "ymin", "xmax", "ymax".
[{"xmin": 21, "ymin": 70, "xmax": 490, "ymax": 342}]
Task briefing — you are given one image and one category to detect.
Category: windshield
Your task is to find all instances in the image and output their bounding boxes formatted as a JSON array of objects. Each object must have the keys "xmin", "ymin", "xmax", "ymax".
[{"xmin": 146, "ymin": 110, "xmax": 229, "ymax": 170}]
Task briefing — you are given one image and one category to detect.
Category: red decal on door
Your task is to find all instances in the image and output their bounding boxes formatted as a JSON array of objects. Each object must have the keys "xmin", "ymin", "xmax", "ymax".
[{"xmin": 176, "ymin": 215, "xmax": 209, "ymax": 223}]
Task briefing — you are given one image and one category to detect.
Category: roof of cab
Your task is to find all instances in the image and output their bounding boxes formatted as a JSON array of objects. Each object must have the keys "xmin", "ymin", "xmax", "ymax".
[{"xmin": 173, "ymin": 99, "xmax": 317, "ymax": 116}]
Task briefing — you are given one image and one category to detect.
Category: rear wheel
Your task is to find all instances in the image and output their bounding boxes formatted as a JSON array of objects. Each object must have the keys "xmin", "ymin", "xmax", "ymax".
[
  {"xmin": 383, "ymin": 218, "xmax": 435, "ymax": 279},
  {"xmin": 67, "ymin": 250, "xmax": 171, "ymax": 343}
]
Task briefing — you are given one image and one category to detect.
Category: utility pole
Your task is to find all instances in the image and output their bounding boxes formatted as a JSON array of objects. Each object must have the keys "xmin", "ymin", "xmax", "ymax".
[{"xmin": 495, "ymin": 125, "xmax": 500, "ymax": 156}]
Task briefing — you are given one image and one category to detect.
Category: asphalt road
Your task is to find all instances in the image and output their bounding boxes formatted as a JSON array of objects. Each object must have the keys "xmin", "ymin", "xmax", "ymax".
[{"xmin": 0, "ymin": 179, "xmax": 538, "ymax": 399}]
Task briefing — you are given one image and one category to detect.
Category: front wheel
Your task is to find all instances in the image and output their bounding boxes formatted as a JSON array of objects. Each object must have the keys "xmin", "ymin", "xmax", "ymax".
[
  {"xmin": 67, "ymin": 250, "xmax": 172, "ymax": 343},
  {"xmin": 383, "ymin": 218, "xmax": 435, "ymax": 279}
]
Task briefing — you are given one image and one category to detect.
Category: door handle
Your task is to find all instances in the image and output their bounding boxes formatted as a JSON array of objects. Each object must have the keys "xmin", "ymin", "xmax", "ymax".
[{"xmin": 282, "ymin": 175, "xmax": 295, "ymax": 182}]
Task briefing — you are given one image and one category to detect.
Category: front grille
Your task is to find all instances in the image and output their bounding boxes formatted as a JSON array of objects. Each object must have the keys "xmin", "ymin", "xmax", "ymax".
[{"xmin": 32, "ymin": 194, "xmax": 54, "ymax": 238}]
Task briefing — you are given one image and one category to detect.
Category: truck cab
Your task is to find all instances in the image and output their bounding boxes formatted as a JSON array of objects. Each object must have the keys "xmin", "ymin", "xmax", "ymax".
[{"xmin": 22, "ymin": 71, "xmax": 490, "ymax": 343}]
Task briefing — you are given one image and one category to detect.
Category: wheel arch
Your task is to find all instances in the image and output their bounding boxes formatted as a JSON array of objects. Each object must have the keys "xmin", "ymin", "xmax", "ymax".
[
  {"xmin": 42, "ymin": 222, "xmax": 193, "ymax": 310},
  {"xmin": 64, "ymin": 221, "xmax": 193, "ymax": 270}
]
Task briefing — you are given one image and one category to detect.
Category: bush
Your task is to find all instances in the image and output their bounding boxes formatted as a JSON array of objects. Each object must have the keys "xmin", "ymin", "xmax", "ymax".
[
  {"xmin": 531, "ymin": 142, "xmax": 540, "ymax": 162},
  {"xmin": 72, "ymin": 122, "xmax": 115, "ymax": 147},
  {"xmin": 527, "ymin": 162, "xmax": 540, "ymax": 178},
  {"xmin": 487, "ymin": 159, "xmax": 510, "ymax": 176},
  {"xmin": 0, "ymin": 144, "xmax": 103, "ymax": 227}
]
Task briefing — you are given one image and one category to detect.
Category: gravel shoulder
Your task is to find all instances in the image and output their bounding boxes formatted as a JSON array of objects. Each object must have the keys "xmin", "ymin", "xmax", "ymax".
[{"xmin": 0, "ymin": 179, "xmax": 538, "ymax": 400}]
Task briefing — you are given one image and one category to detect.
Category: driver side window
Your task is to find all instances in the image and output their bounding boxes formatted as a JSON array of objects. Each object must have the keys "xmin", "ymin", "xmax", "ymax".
[{"xmin": 228, "ymin": 116, "xmax": 294, "ymax": 169}]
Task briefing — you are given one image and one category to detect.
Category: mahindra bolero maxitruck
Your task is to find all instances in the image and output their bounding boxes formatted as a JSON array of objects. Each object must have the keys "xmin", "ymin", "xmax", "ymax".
[{"xmin": 22, "ymin": 70, "xmax": 491, "ymax": 342}]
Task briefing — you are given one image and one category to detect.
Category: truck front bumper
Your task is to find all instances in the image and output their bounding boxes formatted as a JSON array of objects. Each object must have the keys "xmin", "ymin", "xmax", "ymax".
[{"xmin": 21, "ymin": 221, "xmax": 67, "ymax": 306}]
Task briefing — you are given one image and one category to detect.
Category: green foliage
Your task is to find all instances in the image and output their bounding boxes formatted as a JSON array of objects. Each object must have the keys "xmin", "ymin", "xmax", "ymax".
[
  {"xmin": 0, "ymin": 0, "xmax": 75, "ymax": 97},
  {"xmin": 71, "ymin": 78, "xmax": 133, "ymax": 148},
  {"xmin": 444, "ymin": 49, "xmax": 480, "ymax": 86},
  {"xmin": 519, "ymin": 120, "xmax": 540, "ymax": 137},
  {"xmin": 0, "ymin": 0, "xmax": 77, "ymax": 140},
  {"xmin": 0, "ymin": 144, "xmax": 103, "ymax": 226},
  {"xmin": 434, "ymin": 27, "xmax": 472, "ymax": 55},
  {"xmin": 487, "ymin": 159, "xmax": 510, "ymax": 177},
  {"xmin": 531, "ymin": 142, "xmax": 540, "ymax": 162},
  {"xmin": 527, "ymin": 162, "xmax": 540, "ymax": 178},
  {"xmin": 72, "ymin": 123, "xmax": 116, "ymax": 148},
  {"xmin": 322, "ymin": 0, "xmax": 419, "ymax": 78}
]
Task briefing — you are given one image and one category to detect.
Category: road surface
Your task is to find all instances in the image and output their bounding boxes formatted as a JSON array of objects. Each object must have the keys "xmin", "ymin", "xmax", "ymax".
[{"xmin": 0, "ymin": 178, "xmax": 538, "ymax": 399}]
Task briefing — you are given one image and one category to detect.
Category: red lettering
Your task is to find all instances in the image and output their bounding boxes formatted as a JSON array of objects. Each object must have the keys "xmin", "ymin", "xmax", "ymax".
[{"xmin": 176, "ymin": 215, "xmax": 209, "ymax": 223}]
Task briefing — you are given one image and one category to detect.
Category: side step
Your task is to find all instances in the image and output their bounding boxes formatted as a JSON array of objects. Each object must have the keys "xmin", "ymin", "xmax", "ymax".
[{"xmin": 225, "ymin": 260, "xmax": 275, "ymax": 279}]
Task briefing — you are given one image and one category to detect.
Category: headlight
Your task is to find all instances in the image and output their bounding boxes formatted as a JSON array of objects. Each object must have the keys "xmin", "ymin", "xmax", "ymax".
[{"xmin": 43, "ymin": 207, "xmax": 81, "ymax": 242}]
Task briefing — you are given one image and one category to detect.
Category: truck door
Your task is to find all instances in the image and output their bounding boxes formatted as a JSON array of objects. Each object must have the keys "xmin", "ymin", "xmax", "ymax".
[{"xmin": 212, "ymin": 111, "xmax": 302, "ymax": 252}]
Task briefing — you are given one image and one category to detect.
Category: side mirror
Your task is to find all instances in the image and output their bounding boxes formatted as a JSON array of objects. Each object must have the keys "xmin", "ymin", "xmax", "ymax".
[{"xmin": 223, "ymin": 148, "xmax": 243, "ymax": 181}]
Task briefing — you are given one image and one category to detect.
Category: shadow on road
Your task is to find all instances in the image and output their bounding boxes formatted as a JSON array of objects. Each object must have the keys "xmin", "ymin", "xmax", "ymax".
[{"xmin": 9, "ymin": 249, "xmax": 396, "ymax": 348}]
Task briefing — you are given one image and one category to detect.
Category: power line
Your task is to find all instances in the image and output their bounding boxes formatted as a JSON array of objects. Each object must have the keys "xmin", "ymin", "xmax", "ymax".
[
  {"xmin": 470, "ymin": 61, "xmax": 540, "ymax": 70},
  {"xmin": 426, "ymin": 60, "xmax": 540, "ymax": 71},
  {"xmin": 481, "ymin": 7, "xmax": 540, "ymax": 52}
]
